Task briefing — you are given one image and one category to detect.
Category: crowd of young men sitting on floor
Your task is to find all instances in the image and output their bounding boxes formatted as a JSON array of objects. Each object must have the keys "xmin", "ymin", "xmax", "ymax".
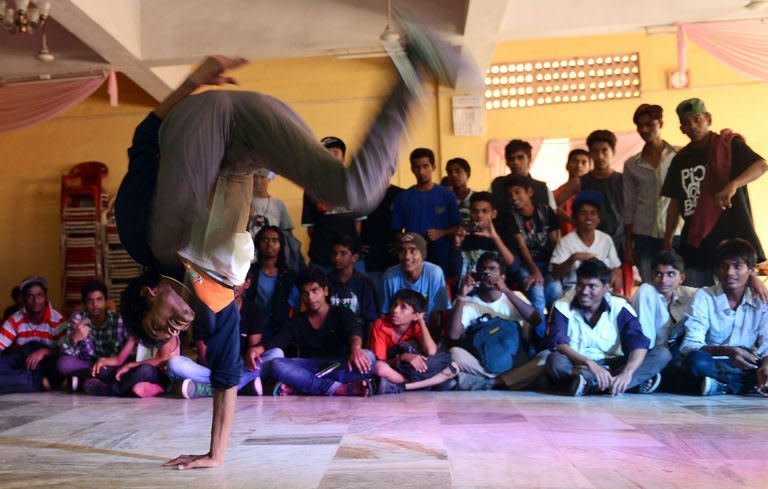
[{"xmin": 1, "ymin": 96, "xmax": 767, "ymax": 398}]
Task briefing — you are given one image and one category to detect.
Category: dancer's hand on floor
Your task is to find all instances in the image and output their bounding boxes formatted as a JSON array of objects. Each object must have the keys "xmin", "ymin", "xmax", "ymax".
[
  {"xmin": 188, "ymin": 56, "xmax": 248, "ymax": 86},
  {"xmin": 164, "ymin": 452, "xmax": 222, "ymax": 470}
]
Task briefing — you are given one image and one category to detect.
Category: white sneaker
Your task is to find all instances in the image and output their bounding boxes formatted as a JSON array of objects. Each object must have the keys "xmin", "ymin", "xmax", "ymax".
[{"xmin": 701, "ymin": 377, "xmax": 727, "ymax": 396}]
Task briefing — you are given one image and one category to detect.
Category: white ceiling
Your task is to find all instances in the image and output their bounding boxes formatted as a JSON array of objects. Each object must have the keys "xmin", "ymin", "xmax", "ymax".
[{"xmin": 0, "ymin": 0, "xmax": 765, "ymax": 99}]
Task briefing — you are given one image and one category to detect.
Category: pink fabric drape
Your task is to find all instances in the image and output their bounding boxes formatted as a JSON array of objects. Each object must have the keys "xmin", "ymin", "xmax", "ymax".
[
  {"xmin": 0, "ymin": 74, "xmax": 107, "ymax": 134},
  {"xmin": 677, "ymin": 23, "xmax": 688, "ymax": 76},
  {"xmin": 681, "ymin": 20, "xmax": 768, "ymax": 81},
  {"xmin": 487, "ymin": 138, "xmax": 543, "ymax": 178}
]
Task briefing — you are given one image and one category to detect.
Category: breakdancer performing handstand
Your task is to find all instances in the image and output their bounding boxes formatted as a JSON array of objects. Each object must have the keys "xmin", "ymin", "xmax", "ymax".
[{"xmin": 114, "ymin": 17, "xmax": 475, "ymax": 469}]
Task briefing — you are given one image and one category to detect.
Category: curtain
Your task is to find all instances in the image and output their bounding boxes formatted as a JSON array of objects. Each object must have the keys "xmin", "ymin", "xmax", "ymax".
[
  {"xmin": 0, "ymin": 73, "xmax": 107, "ymax": 134},
  {"xmin": 680, "ymin": 20, "xmax": 768, "ymax": 81}
]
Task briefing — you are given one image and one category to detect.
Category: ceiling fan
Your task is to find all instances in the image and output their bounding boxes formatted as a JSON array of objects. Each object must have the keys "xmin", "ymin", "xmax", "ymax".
[{"xmin": 332, "ymin": 0, "xmax": 402, "ymax": 59}]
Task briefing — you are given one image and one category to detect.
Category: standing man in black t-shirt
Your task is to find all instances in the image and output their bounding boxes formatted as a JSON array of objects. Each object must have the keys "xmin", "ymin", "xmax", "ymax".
[
  {"xmin": 557, "ymin": 131, "xmax": 625, "ymax": 256},
  {"xmin": 301, "ymin": 136, "xmax": 364, "ymax": 273},
  {"xmin": 661, "ymin": 98, "xmax": 767, "ymax": 287},
  {"xmin": 490, "ymin": 139, "xmax": 556, "ymax": 215}
]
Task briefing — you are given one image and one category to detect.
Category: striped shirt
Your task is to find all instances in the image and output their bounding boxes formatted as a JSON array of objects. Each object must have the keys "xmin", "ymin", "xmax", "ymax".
[{"xmin": 0, "ymin": 304, "xmax": 66, "ymax": 351}]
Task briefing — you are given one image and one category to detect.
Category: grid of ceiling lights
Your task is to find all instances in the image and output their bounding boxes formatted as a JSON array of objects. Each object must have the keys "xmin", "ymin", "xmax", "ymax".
[{"xmin": 484, "ymin": 53, "xmax": 641, "ymax": 110}]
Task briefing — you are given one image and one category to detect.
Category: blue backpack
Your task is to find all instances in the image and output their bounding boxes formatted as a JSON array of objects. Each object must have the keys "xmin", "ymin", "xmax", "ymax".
[{"xmin": 464, "ymin": 315, "xmax": 524, "ymax": 374}]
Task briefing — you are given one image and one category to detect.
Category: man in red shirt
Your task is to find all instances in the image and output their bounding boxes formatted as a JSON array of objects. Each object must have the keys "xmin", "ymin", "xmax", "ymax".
[{"xmin": 0, "ymin": 276, "xmax": 65, "ymax": 393}]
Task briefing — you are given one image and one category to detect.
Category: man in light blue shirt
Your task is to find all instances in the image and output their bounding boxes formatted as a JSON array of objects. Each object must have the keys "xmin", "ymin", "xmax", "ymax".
[
  {"xmin": 632, "ymin": 250, "xmax": 697, "ymax": 392},
  {"xmin": 681, "ymin": 239, "xmax": 768, "ymax": 396},
  {"xmin": 382, "ymin": 232, "xmax": 450, "ymax": 320}
]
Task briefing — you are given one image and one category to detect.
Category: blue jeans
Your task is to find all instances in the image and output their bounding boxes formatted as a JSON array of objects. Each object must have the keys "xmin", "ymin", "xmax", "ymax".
[
  {"xmin": 684, "ymin": 350, "xmax": 758, "ymax": 394},
  {"xmin": 168, "ymin": 348, "xmax": 284, "ymax": 391},
  {"xmin": 516, "ymin": 264, "xmax": 562, "ymax": 345},
  {"xmin": 268, "ymin": 350, "xmax": 376, "ymax": 395}
]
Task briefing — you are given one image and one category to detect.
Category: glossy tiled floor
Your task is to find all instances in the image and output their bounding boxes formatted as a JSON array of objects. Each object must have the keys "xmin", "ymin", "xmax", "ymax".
[{"xmin": 0, "ymin": 391, "xmax": 766, "ymax": 488}]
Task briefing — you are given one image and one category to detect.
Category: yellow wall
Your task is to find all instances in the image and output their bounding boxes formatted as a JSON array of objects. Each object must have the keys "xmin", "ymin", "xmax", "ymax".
[{"xmin": 2, "ymin": 29, "xmax": 768, "ymax": 307}]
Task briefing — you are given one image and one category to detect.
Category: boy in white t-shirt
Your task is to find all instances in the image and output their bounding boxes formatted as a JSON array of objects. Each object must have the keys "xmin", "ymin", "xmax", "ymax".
[{"xmin": 550, "ymin": 190, "xmax": 622, "ymax": 292}]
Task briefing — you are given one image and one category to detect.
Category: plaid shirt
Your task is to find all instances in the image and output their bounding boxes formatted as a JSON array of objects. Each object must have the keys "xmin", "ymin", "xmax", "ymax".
[{"xmin": 61, "ymin": 310, "xmax": 127, "ymax": 360}]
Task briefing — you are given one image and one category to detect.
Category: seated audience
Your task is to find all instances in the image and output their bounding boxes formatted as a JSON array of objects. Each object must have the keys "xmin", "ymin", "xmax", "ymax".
[
  {"xmin": 168, "ymin": 275, "xmax": 280, "ymax": 399},
  {"xmin": 0, "ymin": 276, "xmax": 65, "ymax": 393},
  {"xmin": 550, "ymin": 191, "xmax": 622, "ymax": 292},
  {"xmin": 244, "ymin": 226, "xmax": 299, "ymax": 339},
  {"xmin": 57, "ymin": 280, "xmax": 128, "ymax": 390},
  {"xmin": 263, "ymin": 269, "xmax": 375, "ymax": 396},
  {"xmin": 681, "ymin": 239, "xmax": 768, "ymax": 396},
  {"xmin": 623, "ymin": 104, "xmax": 679, "ymax": 282},
  {"xmin": 490, "ymin": 139, "xmax": 556, "ymax": 214},
  {"xmin": 506, "ymin": 175, "xmax": 562, "ymax": 340},
  {"xmin": 545, "ymin": 259, "xmax": 671, "ymax": 396},
  {"xmin": 328, "ymin": 235, "xmax": 379, "ymax": 341},
  {"xmin": 632, "ymin": 251, "xmax": 697, "ymax": 392},
  {"xmin": 445, "ymin": 157, "xmax": 474, "ymax": 221},
  {"xmin": 662, "ymin": 98, "xmax": 767, "ymax": 287},
  {"xmin": 382, "ymin": 232, "xmax": 450, "ymax": 320},
  {"xmin": 371, "ymin": 289, "xmax": 458, "ymax": 394},
  {"xmin": 248, "ymin": 168, "xmax": 294, "ymax": 238},
  {"xmin": 2, "ymin": 286, "xmax": 23, "ymax": 321},
  {"xmin": 450, "ymin": 191, "xmax": 517, "ymax": 280},
  {"xmin": 447, "ymin": 252, "xmax": 548, "ymax": 391},
  {"xmin": 392, "ymin": 147, "xmax": 461, "ymax": 272},
  {"xmin": 554, "ymin": 149, "xmax": 592, "ymax": 235}
]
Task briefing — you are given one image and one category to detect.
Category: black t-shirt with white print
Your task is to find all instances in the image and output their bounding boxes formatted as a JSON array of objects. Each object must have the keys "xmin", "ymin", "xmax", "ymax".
[{"xmin": 661, "ymin": 137, "xmax": 765, "ymax": 266}]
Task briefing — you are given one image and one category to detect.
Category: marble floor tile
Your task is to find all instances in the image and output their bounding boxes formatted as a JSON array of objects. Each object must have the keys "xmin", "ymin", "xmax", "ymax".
[{"xmin": 0, "ymin": 391, "xmax": 767, "ymax": 488}]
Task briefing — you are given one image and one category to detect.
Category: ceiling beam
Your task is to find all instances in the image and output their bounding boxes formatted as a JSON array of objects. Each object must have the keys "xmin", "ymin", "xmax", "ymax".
[
  {"xmin": 454, "ymin": 0, "xmax": 511, "ymax": 90},
  {"xmin": 54, "ymin": 0, "xmax": 173, "ymax": 100}
]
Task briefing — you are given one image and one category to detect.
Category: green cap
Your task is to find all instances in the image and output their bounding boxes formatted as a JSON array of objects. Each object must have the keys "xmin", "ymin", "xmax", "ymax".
[{"xmin": 676, "ymin": 98, "xmax": 708, "ymax": 118}]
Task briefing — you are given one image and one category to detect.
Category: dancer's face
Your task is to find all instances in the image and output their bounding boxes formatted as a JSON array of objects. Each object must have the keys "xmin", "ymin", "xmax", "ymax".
[
  {"xmin": 142, "ymin": 282, "xmax": 194, "ymax": 342},
  {"xmin": 411, "ymin": 157, "xmax": 434, "ymax": 185},
  {"xmin": 326, "ymin": 147, "xmax": 344, "ymax": 162}
]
